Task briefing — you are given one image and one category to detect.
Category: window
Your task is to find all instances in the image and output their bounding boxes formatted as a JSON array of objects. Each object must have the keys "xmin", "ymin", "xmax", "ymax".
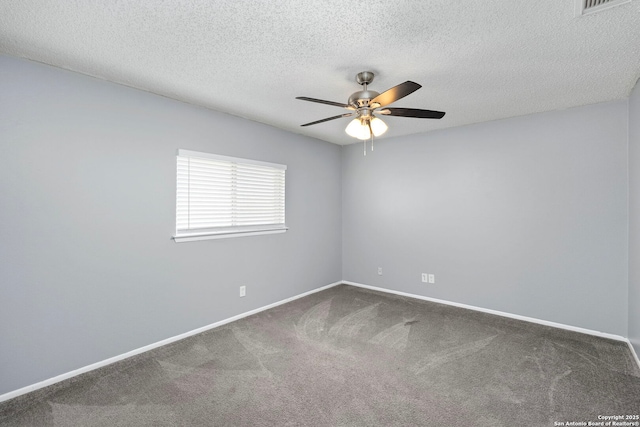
[{"xmin": 174, "ymin": 149, "xmax": 287, "ymax": 242}]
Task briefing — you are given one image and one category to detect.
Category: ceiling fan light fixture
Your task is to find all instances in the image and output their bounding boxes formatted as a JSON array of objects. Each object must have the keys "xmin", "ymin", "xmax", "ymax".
[{"xmin": 345, "ymin": 117, "xmax": 388, "ymax": 140}]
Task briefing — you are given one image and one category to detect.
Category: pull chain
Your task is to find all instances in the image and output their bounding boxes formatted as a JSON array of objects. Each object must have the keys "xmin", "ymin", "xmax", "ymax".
[
  {"xmin": 363, "ymin": 134, "xmax": 374, "ymax": 155},
  {"xmin": 368, "ymin": 121, "xmax": 374, "ymax": 155}
]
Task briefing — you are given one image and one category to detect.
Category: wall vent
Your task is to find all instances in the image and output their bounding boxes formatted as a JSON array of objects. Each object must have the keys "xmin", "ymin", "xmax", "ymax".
[{"xmin": 576, "ymin": 0, "xmax": 631, "ymax": 16}]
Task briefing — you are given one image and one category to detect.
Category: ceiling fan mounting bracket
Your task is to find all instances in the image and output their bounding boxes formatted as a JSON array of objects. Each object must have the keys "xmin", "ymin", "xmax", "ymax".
[{"xmin": 355, "ymin": 71, "xmax": 375, "ymax": 86}]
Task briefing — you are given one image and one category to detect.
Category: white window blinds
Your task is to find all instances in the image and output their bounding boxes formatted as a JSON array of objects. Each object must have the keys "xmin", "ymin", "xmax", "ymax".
[{"xmin": 175, "ymin": 150, "xmax": 287, "ymax": 241}]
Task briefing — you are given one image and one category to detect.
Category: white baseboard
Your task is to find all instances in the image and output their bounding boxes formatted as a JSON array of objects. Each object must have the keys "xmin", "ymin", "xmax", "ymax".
[
  {"xmin": 342, "ymin": 281, "xmax": 629, "ymax": 342},
  {"xmin": 0, "ymin": 280, "xmax": 343, "ymax": 404},
  {"xmin": 628, "ymin": 340, "xmax": 640, "ymax": 370}
]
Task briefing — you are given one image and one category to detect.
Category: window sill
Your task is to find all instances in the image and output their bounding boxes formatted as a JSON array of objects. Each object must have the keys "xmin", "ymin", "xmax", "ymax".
[{"xmin": 173, "ymin": 227, "xmax": 288, "ymax": 243}]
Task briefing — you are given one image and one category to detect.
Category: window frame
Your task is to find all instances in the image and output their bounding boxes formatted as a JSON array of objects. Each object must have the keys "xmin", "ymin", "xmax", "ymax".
[{"xmin": 173, "ymin": 149, "xmax": 287, "ymax": 242}]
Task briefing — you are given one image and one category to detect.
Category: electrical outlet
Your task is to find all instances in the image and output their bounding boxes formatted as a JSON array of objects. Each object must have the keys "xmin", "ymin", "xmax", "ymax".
[
  {"xmin": 378, "ymin": 267, "xmax": 383, "ymax": 275},
  {"xmin": 239, "ymin": 286, "xmax": 246, "ymax": 297},
  {"xmin": 421, "ymin": 273, "xmax": 428, "ymax": 283},
  {"xmin": 428, "ymin": 274, "xmax": 435, "ymax": 284}
]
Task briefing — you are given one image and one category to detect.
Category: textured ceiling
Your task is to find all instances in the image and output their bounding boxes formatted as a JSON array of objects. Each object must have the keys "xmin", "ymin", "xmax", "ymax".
[{"xmin": 1, "ymin": 1, "xmax": 640, "ymax": 145}]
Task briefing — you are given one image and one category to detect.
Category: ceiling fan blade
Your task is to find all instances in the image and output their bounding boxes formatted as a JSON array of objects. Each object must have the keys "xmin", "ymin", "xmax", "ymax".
[
  {"xmin": 370, "ymin": 81, "xmax": 422, "ymax": 108},
  {"xmin": 301, "ymin": 113, "xmax": 354, "ymax": 127},
  {"xmin": 378, "ymin": 108, "xmax": 445, "ymax": 119},
  {"xmin": 296, "ymin": 97, "xmax": 354, "ymax": 109}
]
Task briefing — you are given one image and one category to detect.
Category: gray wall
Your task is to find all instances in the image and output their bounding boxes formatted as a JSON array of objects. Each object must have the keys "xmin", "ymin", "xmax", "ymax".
[
  {"xmin": 629, "ymin": 78, "xmax": 640, "ymax": 358},
  {"xmin": 342, "ymin": 101, "xmax": 629, "ymax": 336},
  {"xmin": 0, "ymin": 55, "xmax": 342, "ymax": 395}
]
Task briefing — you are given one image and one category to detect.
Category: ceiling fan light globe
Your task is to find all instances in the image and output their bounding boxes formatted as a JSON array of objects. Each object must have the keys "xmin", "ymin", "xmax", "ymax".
[
  {"xmin": 345, "ymin": 118, "xmax": 371, "ymax": 140},
  {"xmin": 370, "ymin": 117, "xmax": 388, "ymax": 137}
]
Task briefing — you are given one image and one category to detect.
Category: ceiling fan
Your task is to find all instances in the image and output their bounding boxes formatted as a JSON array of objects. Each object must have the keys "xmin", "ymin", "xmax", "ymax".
[{"xmin": 296, "ymin": 71, "xmax": 445, "ymax": 153}]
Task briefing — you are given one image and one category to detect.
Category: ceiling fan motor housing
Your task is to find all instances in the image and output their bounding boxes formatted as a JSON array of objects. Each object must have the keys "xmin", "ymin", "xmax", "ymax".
[{"xmin": 348, "ymin": 90, "xmax": 380, "ymax": 108}]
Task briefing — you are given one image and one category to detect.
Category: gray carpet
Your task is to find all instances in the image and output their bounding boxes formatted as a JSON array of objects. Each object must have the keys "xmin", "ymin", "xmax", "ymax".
[{"xmin": 1, "ymin": 284, "xmax": 639, "ymax": 426}]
